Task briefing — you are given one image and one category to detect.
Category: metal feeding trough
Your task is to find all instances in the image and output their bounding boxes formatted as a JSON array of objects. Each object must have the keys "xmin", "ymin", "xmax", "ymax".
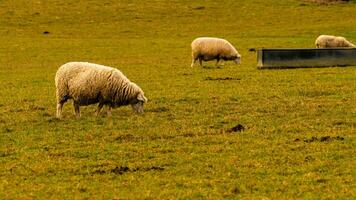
[{"xmin": 257, "ymin": 48, "xmax": 356, "ymax": 69}]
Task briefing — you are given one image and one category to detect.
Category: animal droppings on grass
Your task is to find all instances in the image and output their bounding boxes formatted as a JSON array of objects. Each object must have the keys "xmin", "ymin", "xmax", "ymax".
[
  {"xmin": 301, "ymin": 136, "xmax": 345, "ymax": 143},
  {"xmin": 227, "ymin": 124, "xmax": 245, "ymax": 133},
  {"xmin": 204, "ymin": 77, "xmax": 241, "ymax": 81},
  {"xmin": 43, "ymin": 31, "xmax": 50, "ymax": 34}
]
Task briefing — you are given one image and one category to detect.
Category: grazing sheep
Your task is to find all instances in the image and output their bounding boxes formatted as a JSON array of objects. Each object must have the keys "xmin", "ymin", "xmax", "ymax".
[
  {"xmin": 315, "ymin": 35, "xmax": 356, "ymax": 48},
  {"xmin": 191, "ymin": 37, "xmax": 241, "ymax": 67},
  {"xmin": 55, "ymin": 62, "xmax": 147, "ymax": 118}
]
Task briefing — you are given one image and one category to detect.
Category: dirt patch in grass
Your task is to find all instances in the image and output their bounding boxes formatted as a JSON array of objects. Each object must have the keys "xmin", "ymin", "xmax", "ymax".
[
  {"xmin": 110, "ymin": 166, "xmax": 130, "ymax": 175},
  {"xmin": 302, "ymin": 0, "xmax": 350, "ymax": 4},
  {"xmin": 93, "ymin": 165, "xmax": 164, "ymax": 175},
  {"xmin": 294, "ymin": 136, "xmax": 345, "ymax": 143},
  {"xmin": 227, "ymin": 124, "xmax": 245, "ymax": 133}
]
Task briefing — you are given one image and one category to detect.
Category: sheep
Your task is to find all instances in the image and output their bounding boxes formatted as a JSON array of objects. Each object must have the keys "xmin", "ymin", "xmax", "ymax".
[
  {"xmin": 190, "ymin": 37, "xmax": 241, "ymax": 67},
  {"xmin": 315, "ymin": 35, "xmax": 356, "ymax": 48},
  {"xmin": 55, "ymin": 62, "xmax": 147, "ymax": 118}
]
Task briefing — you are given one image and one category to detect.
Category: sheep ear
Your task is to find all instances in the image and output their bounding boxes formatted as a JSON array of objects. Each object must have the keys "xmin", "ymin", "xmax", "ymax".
[{"xmin": 137, "ymin": 93, "xmax": 147, "ymax": 102}]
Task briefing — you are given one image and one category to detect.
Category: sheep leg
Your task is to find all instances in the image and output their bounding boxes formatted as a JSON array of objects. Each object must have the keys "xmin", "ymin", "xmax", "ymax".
[
  {"xmin": 190, "ymin": 58, "xmax": 196, "ymax": 67},
  {"xmin": 198, "ymin": 58, "xmax": 203, "ymax": 67},
  {"xmin": 56, "ymin": 103, "xmax": 64, "ymax": 119},
  {"xmin": 56, "ymin": 93, "xmax": 68, "ymax": 118},
  {"xmin": 216, "ymin": 58, "xmax": 220, "ymax": 67},
  {"xmin": 107, "ymin": 106, "xmax": 112, "ymax": 117},
  {"xmin": 73, "ymin": 102, "xmax": 81, "ymax": 118},
  {"xmin": 95, "ymin": 103, "xmax": 104, "ymax": 117}
]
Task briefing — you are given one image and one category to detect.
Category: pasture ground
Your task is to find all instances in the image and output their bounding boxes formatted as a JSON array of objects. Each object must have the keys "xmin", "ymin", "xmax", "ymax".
[{"xmin": 0, "ymin": 0, "xmax": 355, "ymax": 199}]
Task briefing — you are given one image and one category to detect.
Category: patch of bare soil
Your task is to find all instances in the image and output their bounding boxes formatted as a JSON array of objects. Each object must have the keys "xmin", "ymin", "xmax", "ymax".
[
  {"xmin": 294, "ymin": 136, "xmax": 345, "ymax": 143},
  {"xmin": 204, "ymin": 77, "xmax": 241, "ymax": 81},
  {"xmin": 93, "ymin": 165, "xmax": 164, "ymax": 175},
  {"xmin": 227, "ymin": 124, "xmax": 245, "ymax": 133},
  {"xmin": 302, "ymin": 0, "xmax": 349, "ymax": 5}
]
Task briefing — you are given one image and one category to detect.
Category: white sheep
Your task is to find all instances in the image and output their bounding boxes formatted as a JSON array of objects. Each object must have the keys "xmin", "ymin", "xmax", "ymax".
[
  {"xmin": 315, "ymin": 35, "xmax": 356, "ymax": 48},
  {"xmin": 55, "ymin": 62, "xmax": 147, "ymax": 118},
  {"xmin": 190, "ymin": 37, "xmax": 241, "ymax": 67}
]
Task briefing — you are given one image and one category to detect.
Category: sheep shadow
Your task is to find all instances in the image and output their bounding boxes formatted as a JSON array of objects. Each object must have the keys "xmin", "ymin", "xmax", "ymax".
[{"xmin": 202, "ymin": 65, "xmax": 223, "ymax": 69}]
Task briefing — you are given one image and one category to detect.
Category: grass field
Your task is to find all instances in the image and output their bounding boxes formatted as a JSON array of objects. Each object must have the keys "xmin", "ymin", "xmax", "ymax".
[{"xmin": 0, "ymin": 0, "xmax": 355, "ymax": 199}]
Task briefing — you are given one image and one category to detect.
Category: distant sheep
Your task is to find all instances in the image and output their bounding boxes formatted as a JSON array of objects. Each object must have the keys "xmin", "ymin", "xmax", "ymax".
[
  {"xmin": 191, "ymin": 37, "xmax": 241, "ymax": 67},
  {"xmin": 315, "ymin": 35, "xmax": 356, "ymax": 48},
  {"xmin": 55, "ymin": 62, "xmax": 147, "ymax": 118}
]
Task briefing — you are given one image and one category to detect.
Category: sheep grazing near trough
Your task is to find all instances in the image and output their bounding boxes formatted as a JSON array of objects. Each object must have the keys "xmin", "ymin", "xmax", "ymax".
[
  {"xmin": 191, "ymin": 37, "xmax": 241, "ymax": 67},
  {"xmin": 315, "ymin": 35, "xmax": 356, "ymax": 48},
  {"xmin": 55, "ymin": 62, "xmax": 147, "ymax": 118}
]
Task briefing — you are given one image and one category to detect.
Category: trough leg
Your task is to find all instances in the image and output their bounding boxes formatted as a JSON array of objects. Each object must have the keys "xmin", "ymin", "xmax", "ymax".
[{"xmin": 73, "ymin": 102, "xmax": 81, "ymax": 118}]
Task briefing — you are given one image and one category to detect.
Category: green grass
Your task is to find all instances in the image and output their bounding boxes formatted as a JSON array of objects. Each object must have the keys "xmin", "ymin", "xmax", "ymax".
[{"xmin": 0, "ymin": 0, "xmax": 355, "ymax": 199}]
